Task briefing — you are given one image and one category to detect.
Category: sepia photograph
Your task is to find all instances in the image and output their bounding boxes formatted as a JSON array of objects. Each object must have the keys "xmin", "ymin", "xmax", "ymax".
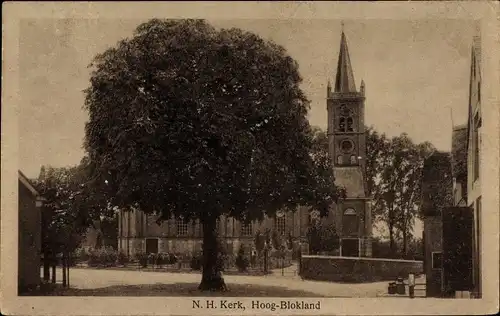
[{"xmin": 2, "ymin": 2, "xmax": 499, "ymax": 316}]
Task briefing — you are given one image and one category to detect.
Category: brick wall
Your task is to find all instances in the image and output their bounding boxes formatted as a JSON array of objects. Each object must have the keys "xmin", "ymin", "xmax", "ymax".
[
  {"xmin": 18, "ymin": 181, "xmax": 42, "ymax": 292},
  {"xmin": 423, "ymin": 216, "xmax": 443, "ymax": 297},
  {"xmin": 300, "ymin": 255, "xmax": 422, "ymax": 283}
]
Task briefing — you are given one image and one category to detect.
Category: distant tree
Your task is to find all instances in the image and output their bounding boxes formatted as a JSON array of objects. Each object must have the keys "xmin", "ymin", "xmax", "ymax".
[
  {"xmin": 393, "ymin": 139, "xmax": 435, "ymax": 255},
  {"xmin": 83, "ymin": 19, "xmax": 343, "ymax": 291},
  {"xmin": 365, "ymin": 128, "xmax": 435, "ymax": 256},
  {"xmin": 405, "ymin": 236, "xmax": 424, "ymax": 261},
  {"xmin": 35, "ymin": 164, "xmax": 88, "ymax": 255},
  {"xmin": 35, "ymin": 157, "xmax": 117, "ymax": 277},
  {"xmin": 365, "ymin": 126, "xmax": 390, "ymax": 198},
  {"xmin": 319, "ymin": 224, "xmax": 340, "ymax": 253},
  {"xmin": 306, "ymin": 222, "xmax": 339, "ymax": 254}
]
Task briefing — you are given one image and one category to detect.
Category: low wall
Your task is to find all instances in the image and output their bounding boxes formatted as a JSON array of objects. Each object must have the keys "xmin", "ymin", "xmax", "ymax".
[{"xmin": 300, "ymin": 255, "xmax": 423, "ymax": 283}]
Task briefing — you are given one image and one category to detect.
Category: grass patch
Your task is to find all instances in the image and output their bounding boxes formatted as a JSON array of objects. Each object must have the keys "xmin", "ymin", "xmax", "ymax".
[{"xmin": 42, "ymin": 283, "xmax": 325, "ymax": 297}]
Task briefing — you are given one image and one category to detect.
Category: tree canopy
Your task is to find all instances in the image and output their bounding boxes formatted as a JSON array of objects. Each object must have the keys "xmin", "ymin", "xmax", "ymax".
[
  {"xmin": 84, "ymin": 19, "xmax": 341, "ymax": 222},
  {"xmin": 83, "ymin": 19, "xmax": 342, "ymax": 290},
  {"xmin": 34, "ymin": 158, "xmax": 117, "ymax": 255},
  {"xmin": 365, "ymin": 127, "xmax": 435, "ymax": 255}
]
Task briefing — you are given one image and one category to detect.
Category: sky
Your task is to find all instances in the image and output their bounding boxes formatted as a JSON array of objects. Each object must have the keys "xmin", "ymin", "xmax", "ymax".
[
  {"xmin": 19, "ymin": 18, "xmax": 478, "ymax": 179},
  {"xmin": 18, "ymin": 19, "xmax": 478, "ymax": 237}
]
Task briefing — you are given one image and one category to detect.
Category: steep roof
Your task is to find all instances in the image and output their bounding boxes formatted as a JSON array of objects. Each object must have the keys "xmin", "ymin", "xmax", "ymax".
[
  {"xmin": 334, "ymin": 31, "xmax": 357, "ymax": 93},
  {"xmin": 466, "ymin": 35, "xmax": 482, "ymax": 154},
  {"xmin": 18, "ymin": 170, "xmax": 40, "ymax": 197},
  {"xmin": 473, "ymin": 35, "xmax": 481, "ymax": 72},
  {"xmin": 334, "ymin": 167, "xmax": 365, "ymax": 198},
  {"xmin": 451, "ymin": 125, "xmax": 468, "ymax": 185}
]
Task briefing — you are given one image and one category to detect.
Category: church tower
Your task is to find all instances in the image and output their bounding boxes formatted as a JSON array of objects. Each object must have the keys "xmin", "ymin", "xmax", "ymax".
[{"xmin": 327, "ymin": 27, "xmax": 372, "ymax": 257}]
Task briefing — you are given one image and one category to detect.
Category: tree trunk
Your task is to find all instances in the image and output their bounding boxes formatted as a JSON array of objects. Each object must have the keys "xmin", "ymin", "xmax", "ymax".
[
  {"xmin": 402, "ymin": 218, "xmax": 408, "ymax": 257},
  {"xmin": 198, "ymin": 214, "xmax": 227, "ymax": 291},
  {"xmin": 62, "ymin": 253, "xmax": 67, "ymax": 287},
  {"xmin": 67, "ymin": 255, "xmax": 70, "ymax": 287},
  {"xmin": 43, "ymin": 250, "xmax": 50, "ymax": 281},
  {"xmin": 388, "ymin": 217, "xmax": 395, "ymax": 257},
  {"xmin": 51, "ymin": 263, "xmax": 56, "ymax": 284},
  {"xmin": 403, "ymin": 231, "xmax": 407, "ymax": 257}
]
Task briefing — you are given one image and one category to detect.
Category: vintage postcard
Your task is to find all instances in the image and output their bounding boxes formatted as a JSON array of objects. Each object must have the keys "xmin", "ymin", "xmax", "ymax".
[{"xmin": 1, "ymin": 1, "xmax": 499, "ymax": 315}]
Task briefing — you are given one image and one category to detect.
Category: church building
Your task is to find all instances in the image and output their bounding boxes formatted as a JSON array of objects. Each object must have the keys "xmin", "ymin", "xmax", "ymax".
[
  {"xmin": 326, "ymin": 29, "xmax": 373, "ymax": 257},
  {"xmin": 117, "ymin": 28, "xmax": 372, "ymax": 258}
]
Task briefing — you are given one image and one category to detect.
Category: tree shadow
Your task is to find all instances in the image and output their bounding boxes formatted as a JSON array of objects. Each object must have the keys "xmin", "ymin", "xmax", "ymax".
[{"xmin": 38, "ymin": 282, "xmax": 326, "ymax": 297}]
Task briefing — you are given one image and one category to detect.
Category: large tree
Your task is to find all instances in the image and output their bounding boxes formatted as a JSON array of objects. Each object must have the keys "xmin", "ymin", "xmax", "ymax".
[{"xmin": 83, "ymin": 19, "xmax": 342, "ymax": 291}]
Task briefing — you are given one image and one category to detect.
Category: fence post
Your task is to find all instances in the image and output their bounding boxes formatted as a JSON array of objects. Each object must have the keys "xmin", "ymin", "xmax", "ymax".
[
  {"xmin": 409, "ymin": 273, "xmax": 415, "ymax": 298},
  {"xmin": 281, "ymin": 255, "xmax": 284, "ymax": 276},
  {"xmin": 297, "ymin": 249, "xmax": 301, "ymax": 277},
  {"xmin": 263, "ymin": 248, "xmax": 268, "ymax": 273}
]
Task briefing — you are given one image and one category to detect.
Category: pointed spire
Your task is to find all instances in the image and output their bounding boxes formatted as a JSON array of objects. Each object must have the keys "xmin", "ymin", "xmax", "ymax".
[
  {"xmin": 327, "ymin": 80, "xmax": 332, "ymax": 97},
  {"xmin": 360, "ymin": 79, "xmax": 365, "ymax": 95},
  {"xmin": 334, "ymin": 28, "xmax": 357, "ymax": 93}
]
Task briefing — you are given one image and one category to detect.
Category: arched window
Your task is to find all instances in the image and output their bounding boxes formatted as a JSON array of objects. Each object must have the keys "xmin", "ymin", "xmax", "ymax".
[
  {"xmin": 344, "ymin": 208, "xmax": 357, "ymax": 215},
  {"xmin": 337, "ymin": 155, "xmax": 343, "ymax": 165},
  {"xmin": 350, "ymin": 155, "xmax": 357, "ymax": 165},
  {"xmin": 275, "ymin": 212, "xmax": 286, "ymax": 235},
  {"xmin": 339, "ymin": 117, "xmax": 346, "ymax": 131},
  {"xmin": 338, "ymin": 105, "xmax": 355, "ymax": 132},
  {"xmin": 347, "ymin": 117, "xmax": 354, "ymax": 132}
]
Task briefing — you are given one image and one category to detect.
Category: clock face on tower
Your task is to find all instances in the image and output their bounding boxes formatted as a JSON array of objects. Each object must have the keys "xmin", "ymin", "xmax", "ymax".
[{"xmin": 341, "ymin": 139, "xmax": 354, "ymax": 153}]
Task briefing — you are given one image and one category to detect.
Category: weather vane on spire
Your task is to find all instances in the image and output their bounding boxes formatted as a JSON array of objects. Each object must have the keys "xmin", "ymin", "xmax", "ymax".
[{"xmin": 341, "ymin": 21, "xmax": 345, "ymax": 32}]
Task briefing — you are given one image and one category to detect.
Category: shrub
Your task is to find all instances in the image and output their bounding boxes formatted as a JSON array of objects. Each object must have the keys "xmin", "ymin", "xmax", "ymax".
[
  {"xmin": 117, "ymin": 251, "xmax": 129, "ymax": 265},
  {"xmin": 190, "ymin": 252, "xmax": 202, "ymax": 270},
  {"xmin": 219, "ymin": 253, "xmax": 234, "ymax": 271},
  {"xmin": 154, "ymin": 253, "xmax": 165, "ymax": 266},
  {"xmin": 271, "ymin": 230, "xmax": 284, "ymax": 251},
  {"xmin": 254, "ymin": 230, "xmax": 265, "ymax": 254},
  {"xmin": 167, "ymin": 252, "xmax": 178, "ymax": 265},
  {"xmin": 73, "ymin": 247, "xmax": 90, "ymax": 262},
  {"xmin": 147, "ymin": 253, "xmax": 156, "ymax": 266},
  {"xmin": 87, "ymin": 247, "xmax": 118, "ymax": 267},
  {"xmin": 235, "ymin": 245, "xmax": 249, "ymax": 272},
  {"xmin": 136, "ymin": 253, "xmax": 149, "ymax": 268}
]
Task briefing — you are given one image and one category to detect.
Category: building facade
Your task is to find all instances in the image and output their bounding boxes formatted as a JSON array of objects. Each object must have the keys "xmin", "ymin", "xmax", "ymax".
[
  {"xmin": 466, "ymin": 34, "xmax": 482, "ymax": 298},
  {"xmin": 118, "ymin": 207, "xmax": 308, "ymax": 258},
  {"xmin": 421, "ymin": 33, "xmax": 482, "ymax": 298},
  {"xmin": 421, "ymin": 152, "xmax": 453, "ymax": 297},
  {"xmin": 18, "ymin": 170, "xmax": 45, "ymax": 294},
  {"xmin": 451, "ymin": 124, "xmax": 468, "ymax": 207},
  {"xmin": 118, "ymin": 28, "xmax": 372, "ymax": 258}
]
